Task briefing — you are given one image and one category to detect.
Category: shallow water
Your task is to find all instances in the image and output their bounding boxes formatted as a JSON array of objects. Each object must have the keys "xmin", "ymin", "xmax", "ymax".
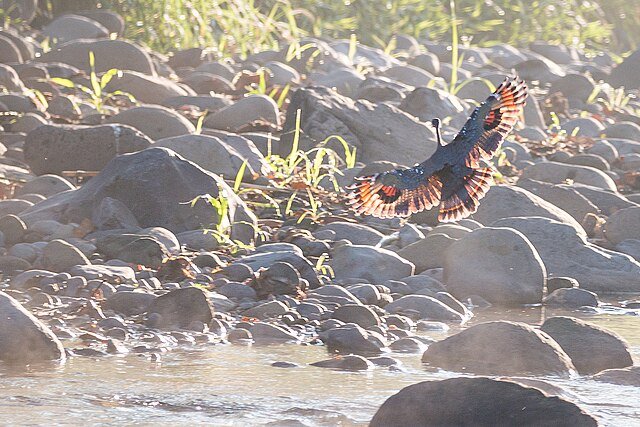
[{"xmin": 1, "ymin": 308, "xmax": 639, "ymax": 426}]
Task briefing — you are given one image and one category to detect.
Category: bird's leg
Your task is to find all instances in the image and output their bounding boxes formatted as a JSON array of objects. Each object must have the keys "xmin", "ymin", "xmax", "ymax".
[{"xmin": 431, "ymin": 118, "xmax": 444, "ymax": 146}]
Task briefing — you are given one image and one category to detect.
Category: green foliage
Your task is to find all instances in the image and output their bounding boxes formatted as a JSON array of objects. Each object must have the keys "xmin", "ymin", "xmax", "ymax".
[
  {"xmin": 94, "ymin": 0, "xmax": 640, "ymax": 56},
  {"xmin": 50, "ymin": 52, "xmax": 136, "ymax": 113}
]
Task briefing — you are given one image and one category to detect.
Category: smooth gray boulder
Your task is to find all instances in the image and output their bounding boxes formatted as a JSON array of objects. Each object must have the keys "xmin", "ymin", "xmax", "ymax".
[
  {"xmin": 0, "ymin": 291, "xmax": 65, "ymax": 363},
  {"xmin": 331, "ymin": 243, "xmax": 415, "ymax": 285},
  {"xmin": 492, "ymin": 216, "xmax": 640, "ymax": 292},
  {"xmin": 443, "ymin": 227, "xmax": 546, "ymax": 305}
]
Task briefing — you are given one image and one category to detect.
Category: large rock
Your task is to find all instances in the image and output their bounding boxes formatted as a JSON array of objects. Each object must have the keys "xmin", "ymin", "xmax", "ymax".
[
  {"xmin": 517, "ymin": 178, "xmax": 600, "ymax": 223},
  {"xmin": 370, "ymin": 377, "xmax": 597, "ymax": 427},
  {"xmin": 609, "ymin": 48, "xmax": 640, "ymax": 89},
  {"xmin": 399, "ymin": 87, "xmax": 468, "ymax": 128},
  {"xmin": 38, "ymin": 39, "xmax": 155, "ymax": 75},
  {"xmin": 235, "ymin": 251, "xmax": 319, "ymax": 288},
  {"xmin": 24, "ymin": 124, "xmax": 152, "ymax": 175},
  {"xmin": 331, "ymin": 243, "xmax": 415, "ymax": 285},
  {"xmin": 492, "ymin": 216, "xmax": 640, "ymax": 292},
  {"xmin": 540, "ymin": 316, "xmax": 633, "ymax": 375},
  {"xmin": 397, "ymin": 233, "xmax": 457, "ymax": 272},
  {"xmin": 39, "ymin": 239, "xmax": 91, "ymax": 273},
  {"xmin": 147, "ymin": 287, "xmax": 214, "ymax": 329},
  {"xmin": 105, "ymin": 71, "xmax": 193, "ymax": 105},
  {"xmin": 604, "ymin": 206, "xmax": 640, "ymax": 245},
  {"xmin": 18, "ymin": 148, "xmax": 256, "ymax": 241},
  {"xmin": 385, "ymin": 295, "xmax": 465, "ymax": 322},
  {"xmin": 155, "ymin": 134, "xmax": 268, "ymax": 180},
  {"xmin": 443, "ymin": 227, "xmax": 546, "ymax": 305},
  {"xmin": 325, "ymin": 323, "xmax": 386, "ymax": 356},
  {"xmin": 106, "ymin": 105, "xmax": 195, "ymax": 140},
  {"xmin": 521, "ymin": 161, "xmax": 616, "ymax": 191},
  {"xmin": 571, "ymin": 183, "xmax": 638, "ymax": 215},
  {"xmin": 203, "ymin": 95, "xmax": 280, "ymax": 132},
  {"xmin": 0, "ymin": 291, "xmax": 65, "ymax": 363},
  {"xmin": 421, "ymin": 321, "xmax": 575, "ymax": 376},
  {"xmin": 472, "ymin": 185, "xmax": 584, "ymax": 231},
  {"xmin": 278, "ymin": 86, "xmax": 437, "ymax": 166},
  {"xmin": 0, "ymin": 63, "xmax": 25, "ymax": 92},
  {"xmin": 43, "ymin": 15, "xmax": 109, "ymax": 44}
]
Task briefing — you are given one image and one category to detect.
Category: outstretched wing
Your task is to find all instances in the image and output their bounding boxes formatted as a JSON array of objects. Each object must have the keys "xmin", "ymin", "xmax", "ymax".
[
  {"xmin": 450, "ymin": 76, "xmax": 528, "ymax": 168},
  {"xmin": 346, "ymin": 166, "xmax": 443, "ymax": 219}
]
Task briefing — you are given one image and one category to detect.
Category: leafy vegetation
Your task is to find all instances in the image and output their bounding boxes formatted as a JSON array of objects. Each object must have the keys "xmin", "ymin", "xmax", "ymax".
[{"xmin": 47, "ymin": 0, "xmax": 640, "ymax": 57}]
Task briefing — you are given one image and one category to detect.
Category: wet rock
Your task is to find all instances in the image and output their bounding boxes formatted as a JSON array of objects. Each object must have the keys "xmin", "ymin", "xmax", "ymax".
[
  {"xmin": 389, "ymin": 337, "xmax": 426, "ymax": 353},
  {"xmin": 74, "ymin": 10, "xmax": 125, "ymax": 35},
  {"xmin": 370, "ymin": 377, "xmax": 597, "ymax": 427},
  {"xmin": 332, "ymin": 304, "xmax": 380, "ymax": 328},
  {"xmin": 604, "ymin": 206, "xmax": 640, "ymax": 245},
  {"xmin": 564, "ymin": 153, "xmax": 610, "ymax": 171},
  {"xmin": 155, "ymin": 134, "xmax": 267, "ymax": 181},
  {"xmin": 541, "ymin": 316, "xmax": 633, "ymax": 375},
  {"xmin": 278, "ymin": 86, "xmax": 437, "ymax": 166},
  {"xmin": 103, "ymin": 291, "xmax": 156, "ymax": 316},
  {"xmin": 204, "ymin": 95, "xmax": 279, "ymax": 132},
  {"xmin": 106, "ymin": 105, "xmax": 195, "ymax": 140},
  {"xmin": 38, "ymin": 239, "xmax": 90, "ymax": 273},
  {"xmin": 492, "ymin": 216, "xmax": 640, "ymax": 292},
  {"xmin": 422, "ymin": 321, "xmax": 575, "ymax": 376},
  {"xmin": 105, "ymin": 70, "xmax": 193, "ymax": 105},
  {"xmin": 106, "ymin": 338, "xmax": 129, "ymax": 354},
  {"xmin": 544, "ymin": 288, "xmax": 599, "ymax": 308},
  {"xmin": 593, "ymin": 366, "xmax": 640, "ymax": 386},
  {"xmin": 0, "ymin": 291, "xmax": 65, "ymax": 363},
  {"xmin": 39, "ymin": 39, "xmax": 155, "ymax": 75},
  {"xmin": 385, "ymin": 295, "xmax": 465, "ymax": 322},
  {"xmin": 315, "ymin": 221, "xmax": 383, "ymax": 246},
  {"xmin": 311, "ymin": 354, "xmax": 373, "ymax": 371},
  {"xmin": 310, "ymin": 68, "xmax": 366, "ymax": 97},
  {"xmin": 517, "ymin": 178, "xmax": 599, "ymax": 223},
  {"xmin": 147, "ymin": 287, "xmax": 213, "ymax": 329},
  {"xmin": 514, "ymin": 57, "xmax": 565, "ymax": 83},
  {"xmin": 331, "ymin": 243, "xmax": 414, "ymax": 285},
  {"xmin": 43, "ymin": 15, "xmax": 109, "ymax": 44},
  {"xmin": 249, "ymin": 322, "xmax": 298, "ymax": 344},
  {"xmin": 472, "ymin": 185, "xmax": 583, "ymax": 230},
  {"xmin": 19, "ymin": 148, "xmax": 256, "ymax": 241},
  {"xmin": 443, "ymin": 227, "xmax": 545, "ymax": 305},
  {"xmin": 227, "ymin": 328, "xmax": 252, "ymax": 343},
  {"xmin": 250, "ymin": 262, "xmax": 305, "ymax": 299},
  {"xmin": 521, "ymin": 161, "xmax": 616, "ymax": 191},
  {"xmin": 24, "ymin": 124, "xmax": 152, "ymax": 175},
  {"xmin": 325, "ymin": 323, "xmax": 386, "ymax": 356}
]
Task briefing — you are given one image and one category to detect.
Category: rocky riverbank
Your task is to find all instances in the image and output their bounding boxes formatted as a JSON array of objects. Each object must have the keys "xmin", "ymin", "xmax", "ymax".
[{"xmin": 1, "ymin": 5, "xmax": 640, "ymax": 425}]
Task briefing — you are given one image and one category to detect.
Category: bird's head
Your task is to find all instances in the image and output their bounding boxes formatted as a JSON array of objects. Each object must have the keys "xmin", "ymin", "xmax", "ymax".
[{"xmin": 431, "ymin": 118, "xmax": 444, "ymax": 146}]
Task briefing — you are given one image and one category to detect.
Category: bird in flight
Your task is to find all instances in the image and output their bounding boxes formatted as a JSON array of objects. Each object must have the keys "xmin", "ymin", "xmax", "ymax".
[{"xmin": 346, "ymin": 76, "xmax": 528, "ymax": 222}]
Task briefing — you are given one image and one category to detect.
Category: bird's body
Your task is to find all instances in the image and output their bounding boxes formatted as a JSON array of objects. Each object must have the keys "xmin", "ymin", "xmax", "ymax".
[{"xmin": 347, "ymin": 76, "xmax": 528, "ymax": 222}]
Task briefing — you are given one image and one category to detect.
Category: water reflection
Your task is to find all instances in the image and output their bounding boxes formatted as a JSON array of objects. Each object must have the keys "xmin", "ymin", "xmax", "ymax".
[{"xmin": 0, "ymin": 309, "xmax": 638, "ymax": 425}]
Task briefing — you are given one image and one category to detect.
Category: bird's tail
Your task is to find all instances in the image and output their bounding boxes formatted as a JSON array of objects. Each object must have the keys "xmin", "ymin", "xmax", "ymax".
[{"xmin": 439, "ymin": 167, "xmax": 494, "ymax": 222}]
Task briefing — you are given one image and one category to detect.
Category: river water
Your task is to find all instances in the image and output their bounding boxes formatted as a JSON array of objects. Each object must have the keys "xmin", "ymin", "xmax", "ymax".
[{"xmin": 1, "ymin": 307, "xmax": 639, "ymax": 426}]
